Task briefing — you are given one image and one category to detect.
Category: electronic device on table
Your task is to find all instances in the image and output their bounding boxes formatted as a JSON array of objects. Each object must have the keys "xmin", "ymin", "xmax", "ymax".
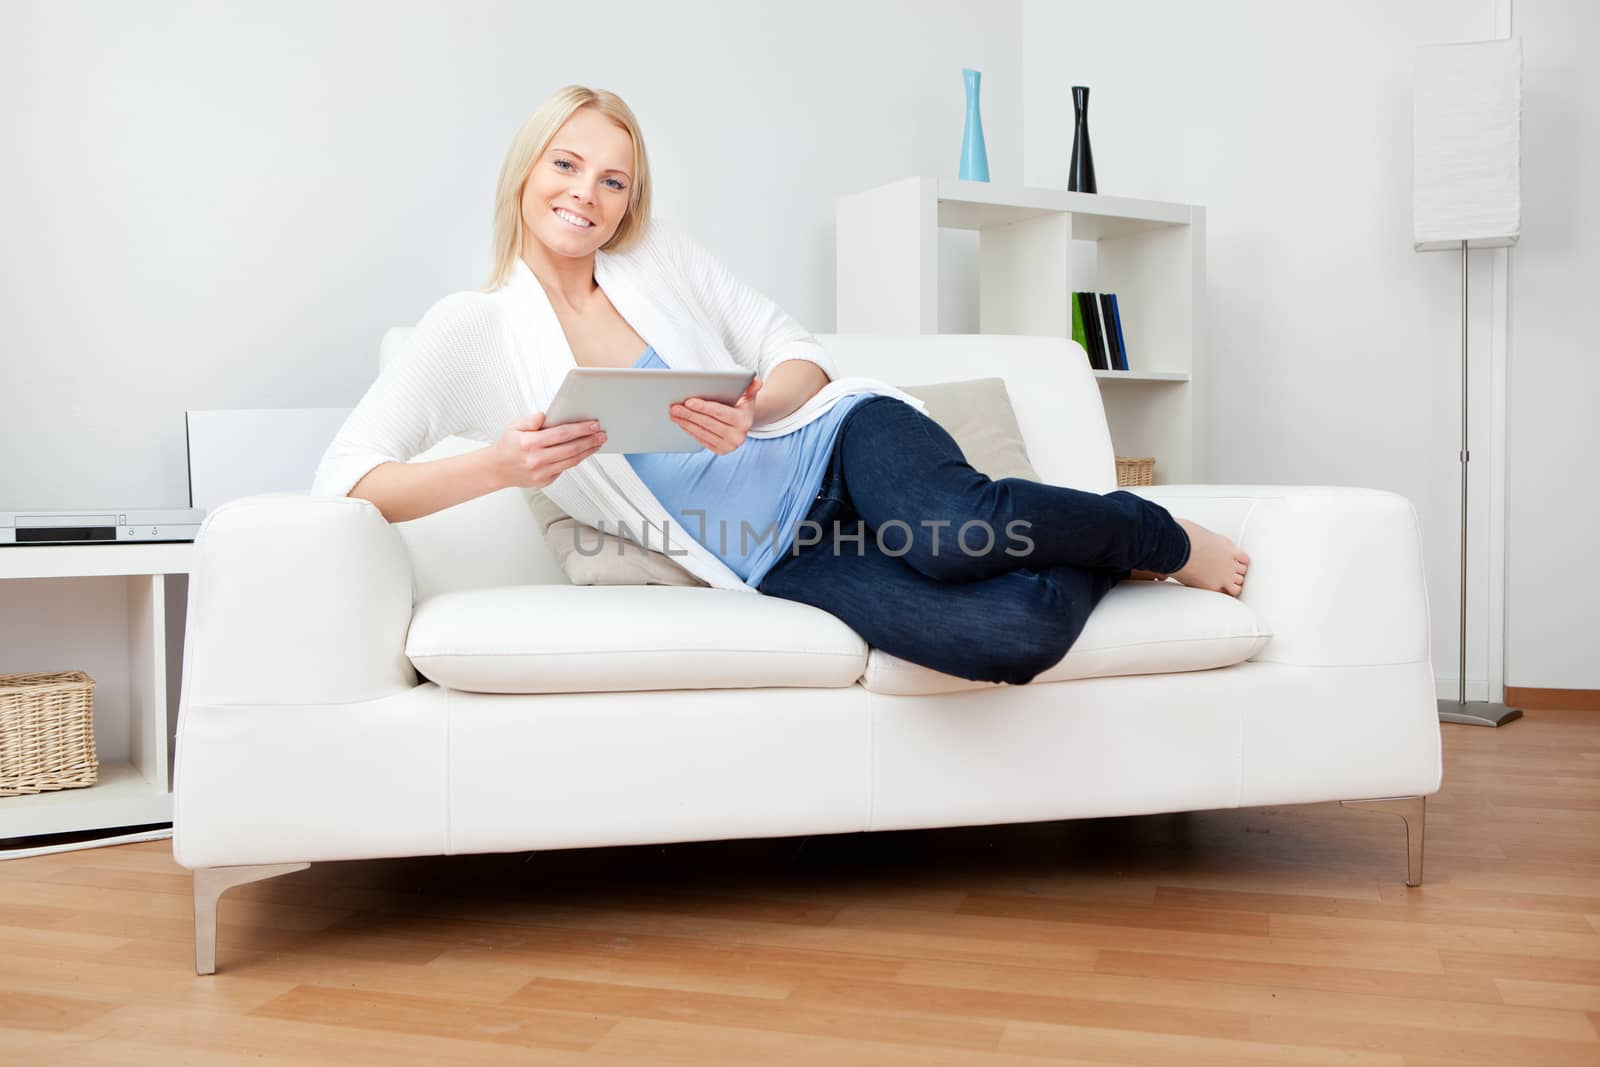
[{"xmin": 1, "ymin": 508, "xmax": 204, "ymax": 545}]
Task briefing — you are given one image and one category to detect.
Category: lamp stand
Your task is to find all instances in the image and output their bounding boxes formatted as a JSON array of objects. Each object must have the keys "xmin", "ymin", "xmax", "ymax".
[{"xmin": 1438, "ymin": 239, "xmax": 1522, "ymax": 728}]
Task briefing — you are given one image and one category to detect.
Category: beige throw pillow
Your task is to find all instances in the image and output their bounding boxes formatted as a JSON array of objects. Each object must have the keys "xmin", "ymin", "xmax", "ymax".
[
  {"xmin": 528, "ymin": 488, "xmax": 707, "ymax": 587},
  {"xmin": 529, "ymin": 376, "xmax": 1040, "ymax": 585},
  {"xmin": 897, "ymin": 377, "xmax": 1041, "ymax": 483}
]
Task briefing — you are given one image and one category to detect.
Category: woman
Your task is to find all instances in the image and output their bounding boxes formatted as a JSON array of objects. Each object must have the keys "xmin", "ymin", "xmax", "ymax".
[{"xmin": 313, "ymin": 84, "xmax": 1249, "ymax": 686}]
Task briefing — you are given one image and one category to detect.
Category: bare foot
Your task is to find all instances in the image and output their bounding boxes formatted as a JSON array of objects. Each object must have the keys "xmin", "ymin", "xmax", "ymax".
[{"xmin": 1157, "ymin": 518, "xmax": 1250, "ymax": 597}]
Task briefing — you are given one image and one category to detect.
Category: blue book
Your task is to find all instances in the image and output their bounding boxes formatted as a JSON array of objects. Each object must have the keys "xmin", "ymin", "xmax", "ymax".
[{"xmin": 1106, "ymin": 293, "xmax": 1130, "ymax": 371}]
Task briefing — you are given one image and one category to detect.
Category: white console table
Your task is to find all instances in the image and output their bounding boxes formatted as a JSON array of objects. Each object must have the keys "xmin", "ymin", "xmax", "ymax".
[{"xmin": 1, "ymin": 543, "xmax": 192, "ymax": 854}]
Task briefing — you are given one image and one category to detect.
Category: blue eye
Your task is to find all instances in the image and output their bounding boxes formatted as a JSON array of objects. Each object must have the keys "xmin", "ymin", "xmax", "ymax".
[{"xmin": 553, "ymin": 157, "xmax": 626, "ymax": 191}]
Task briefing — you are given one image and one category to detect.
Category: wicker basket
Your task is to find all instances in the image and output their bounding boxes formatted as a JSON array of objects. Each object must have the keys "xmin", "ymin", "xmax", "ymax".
[
  {"xmin": 0, "ymin": 671, "xmax": 99, "ymax": 797},
  {"xmin": 1115, "ymin": 456, "xmax": 1156, "ymax": 486}
]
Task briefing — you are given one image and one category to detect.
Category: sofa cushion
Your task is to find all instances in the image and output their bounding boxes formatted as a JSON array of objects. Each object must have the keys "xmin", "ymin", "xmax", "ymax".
[
  {"xmin": 861, "ymin": 579, "xmax": 1273, "ymax": 696},
  {"xmin": 407, "ymin": 585, "xmax": 868, "ymax": 693}
]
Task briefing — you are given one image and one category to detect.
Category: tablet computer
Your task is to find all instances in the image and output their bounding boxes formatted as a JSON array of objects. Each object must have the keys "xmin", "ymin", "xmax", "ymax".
[{"xmin": 542, "ymin": 367, "xmax": 756, "ymax": 453}]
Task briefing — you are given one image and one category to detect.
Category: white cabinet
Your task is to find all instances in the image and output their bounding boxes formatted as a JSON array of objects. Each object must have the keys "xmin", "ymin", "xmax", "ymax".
[
  {"xmin": 1, "ymin": 544, "xmax": 191, "ymax": 847},
  {"xmin": 836, "ymin": 177, "xmax": 1204, "ymax": 483}
]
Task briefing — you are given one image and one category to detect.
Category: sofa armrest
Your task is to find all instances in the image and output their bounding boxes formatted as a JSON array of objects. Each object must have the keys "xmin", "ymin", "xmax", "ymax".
[
  {"xmin": 1125, "ymin": 485, "xmax": 1431, "ymax": 668},
  {"xmin": 182, "ymin": 492, "xmax": 419, "ymax": 706}
]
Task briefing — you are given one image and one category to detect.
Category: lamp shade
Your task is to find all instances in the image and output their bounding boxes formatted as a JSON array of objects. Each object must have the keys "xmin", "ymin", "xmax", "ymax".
[{"xmin": 1413, "ymin": 38, "xmax": 1522, "ymax": 251}]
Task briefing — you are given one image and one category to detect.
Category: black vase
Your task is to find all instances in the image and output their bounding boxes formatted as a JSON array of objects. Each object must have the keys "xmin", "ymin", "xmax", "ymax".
[{"xmin": 1068, "ymin": 86, "xmax": 1097, "ymax": 194}]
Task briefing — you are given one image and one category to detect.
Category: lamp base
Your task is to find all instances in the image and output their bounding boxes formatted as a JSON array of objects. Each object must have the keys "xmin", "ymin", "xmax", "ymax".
[{"xmin": 1437, "ymin": 698, "xmax": 1523, "ymax": 728}]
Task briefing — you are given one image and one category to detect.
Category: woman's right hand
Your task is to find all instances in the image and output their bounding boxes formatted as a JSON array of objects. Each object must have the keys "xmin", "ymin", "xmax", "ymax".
[{"xmin": 492, "ymin": 413, "xmax": 606, "ymax": 489}]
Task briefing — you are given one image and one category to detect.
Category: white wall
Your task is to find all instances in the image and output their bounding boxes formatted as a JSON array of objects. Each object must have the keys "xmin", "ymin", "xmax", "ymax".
[
  {"xmin": 1503, "ymin": 0, "xmax": 1600, "ymax": 689},
  {"xmin": 1022, "ymin": 0, "xmax": 1593, "ymax": 695}
]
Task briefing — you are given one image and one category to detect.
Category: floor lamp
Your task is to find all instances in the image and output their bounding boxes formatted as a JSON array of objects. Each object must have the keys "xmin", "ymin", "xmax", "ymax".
[{"xmin": 1413, "ymin": 38, "xmax": 1523, "ymax": 728}]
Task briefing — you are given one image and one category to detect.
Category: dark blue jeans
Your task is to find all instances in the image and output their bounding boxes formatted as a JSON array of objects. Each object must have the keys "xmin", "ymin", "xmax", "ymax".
[{"xmin": 757, "ymin": 396, "xmax": 1192, "ymax": 685}]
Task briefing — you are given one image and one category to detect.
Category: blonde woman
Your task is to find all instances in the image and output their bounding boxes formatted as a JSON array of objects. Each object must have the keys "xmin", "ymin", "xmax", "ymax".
[{"xmin": 313, "ymin": 84, "xmax": 1249, "ymax": 685}]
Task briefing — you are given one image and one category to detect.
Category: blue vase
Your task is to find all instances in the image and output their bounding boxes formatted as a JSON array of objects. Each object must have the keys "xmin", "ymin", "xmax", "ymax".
[{"xmin": 959, "ymin": 68, "xmax": 990, "ymax": 182}]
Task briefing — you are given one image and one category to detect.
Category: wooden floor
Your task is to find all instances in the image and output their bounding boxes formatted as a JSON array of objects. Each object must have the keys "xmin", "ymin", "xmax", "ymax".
[{"xmin": 1, "ymin": 707, "xmax": 1596, "ymax": 1066}]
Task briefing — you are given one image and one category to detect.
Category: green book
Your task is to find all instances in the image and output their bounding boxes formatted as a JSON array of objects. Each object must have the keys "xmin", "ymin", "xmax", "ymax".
[{"xmin": 1070, "ymin": 290, "xmax": 1087, "ymax": 359}]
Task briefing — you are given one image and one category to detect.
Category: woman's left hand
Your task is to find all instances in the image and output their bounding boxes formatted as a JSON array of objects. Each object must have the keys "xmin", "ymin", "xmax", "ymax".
[{"xmin": 670, "ymin": 378, "xmax": 762, "ymax": 456}]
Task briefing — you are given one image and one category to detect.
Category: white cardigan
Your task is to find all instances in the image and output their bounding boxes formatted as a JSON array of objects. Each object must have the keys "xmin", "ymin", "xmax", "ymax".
[{"xmin": 312, "ymin": 217, "xmax": 927, "ymax": 591}]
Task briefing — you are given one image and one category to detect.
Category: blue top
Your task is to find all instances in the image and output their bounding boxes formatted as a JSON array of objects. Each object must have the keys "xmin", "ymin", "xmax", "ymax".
[{"xmin": 623, "ymin": 346, "xmax": 866, "ymax": 588}]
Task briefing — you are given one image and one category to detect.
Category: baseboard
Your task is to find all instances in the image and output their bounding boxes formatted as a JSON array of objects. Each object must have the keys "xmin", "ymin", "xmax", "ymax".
[
  {"xmin": 1433, "ymin": 680, "xmax": 1598, "ymax": 712},
  {"xmin": 1504, "ymin": 687, "xmax": 1599, "ymax": 711}
]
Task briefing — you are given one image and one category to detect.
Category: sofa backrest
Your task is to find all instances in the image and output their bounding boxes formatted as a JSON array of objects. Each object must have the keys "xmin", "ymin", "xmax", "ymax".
[{"xmin": 380, "ymin": 328, "xmax": 1117, "ymax": 599}]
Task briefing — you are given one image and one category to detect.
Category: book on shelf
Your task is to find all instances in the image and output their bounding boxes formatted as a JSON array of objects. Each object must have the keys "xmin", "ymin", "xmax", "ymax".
[
  {"xmin": 1106, "ymin": 293, "xmax": 1130, "ymax": 371},
  {"xmin": 1075, "ymin": 291, "xmax": 1109, "ymax": 371},
  {"xmin": 1071, "ymin": 291, "xmax": 1132, "ymax": 372},
  {"xmin": 1071, "ymin": 289, "xmax": 1087, "ymax": 358},
  {"xmin": 1096, "ymin": 293, "xmax": 1124, "ymax": 371}
]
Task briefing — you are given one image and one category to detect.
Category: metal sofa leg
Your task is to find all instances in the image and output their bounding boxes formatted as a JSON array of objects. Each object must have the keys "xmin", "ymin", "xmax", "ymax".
[
  {"xmin": 1340, "ymin": 795, "xmax": 1426, "ymax": 887},
  {"xmin": 193, "ymin": 862, "xmax": 310, "ymax": 975}
]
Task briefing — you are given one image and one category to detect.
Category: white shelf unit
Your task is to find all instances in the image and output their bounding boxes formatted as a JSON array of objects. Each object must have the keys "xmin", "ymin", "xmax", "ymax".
[
  {"xmin": 836, "ymin": 177, "xmax": 1204, "ymax": 483},
  {"xmin": 1, "ymin": 543, "xmax": 192, "ymax": 843}
]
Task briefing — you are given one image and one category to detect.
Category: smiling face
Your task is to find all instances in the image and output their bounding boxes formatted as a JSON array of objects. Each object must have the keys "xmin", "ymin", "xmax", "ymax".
[{"xmin": 520, "ymin": 106, "xmax": 635, "ymax": 262}]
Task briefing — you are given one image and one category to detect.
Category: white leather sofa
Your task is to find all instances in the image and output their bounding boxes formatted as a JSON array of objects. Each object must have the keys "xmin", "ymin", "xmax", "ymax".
[{"xmin": 173, "ymin": 333, "xmax": 1442, "ymax": 975}]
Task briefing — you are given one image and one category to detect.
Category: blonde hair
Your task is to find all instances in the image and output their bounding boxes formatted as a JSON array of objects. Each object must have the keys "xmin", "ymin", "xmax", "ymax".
[{"xmin": 483, "ymin": 85, "xmax": 653, "ymax": 291}]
